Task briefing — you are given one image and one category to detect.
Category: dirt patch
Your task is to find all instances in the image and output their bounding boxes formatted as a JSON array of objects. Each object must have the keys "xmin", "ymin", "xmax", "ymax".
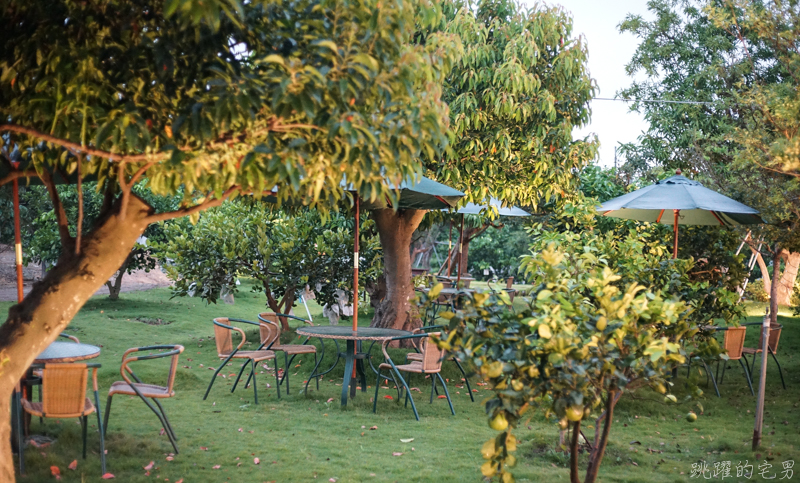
[
  {"xmin": 0, "ymin": 243, "xmax": 172, "ymax": 302},
  {"xmin": 134, "ymin": 316, "xmax": 173, "ymax": 326}
]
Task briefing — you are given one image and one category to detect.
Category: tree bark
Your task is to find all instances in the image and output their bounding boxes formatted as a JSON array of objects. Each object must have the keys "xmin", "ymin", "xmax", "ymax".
[
  {"xmin": 776, "ymin": 250, "xmax": 800, "ymax": 306},
  {"xmin": 569, "ymin": 420, "xmax": 582, "ymax": 483},
  {"xmin": 370, "ymin": 208, "xmax": 426, "ymax": 331},
  {"xmin": 585, "ymin": 388, "xmax": 619, "ymax": 483},
  {"xmin": 0, "ymin": 194, "xmax": 153, "ymax": 482},
  {"xmin": 105, "ymin": 253, "xmax": 132, "ymax": 301}
]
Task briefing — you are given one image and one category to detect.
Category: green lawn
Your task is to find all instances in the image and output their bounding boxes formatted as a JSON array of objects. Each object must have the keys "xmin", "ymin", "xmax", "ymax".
[{"xmin": 6, "ymin": 284, "xmax": 799, "ymax": 482}]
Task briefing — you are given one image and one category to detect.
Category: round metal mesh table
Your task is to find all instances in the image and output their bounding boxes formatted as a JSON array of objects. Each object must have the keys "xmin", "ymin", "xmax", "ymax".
[
  {"xmin": 296, "ymin": 326, "xmax": 410, "ymax": 405},
  {"xmin": 296, "ymin": 326, "xmax": 410, "ymax": 341},
  {"xmin": 34, "ymin": 341, "xmax": 101, "ymax": 363}
]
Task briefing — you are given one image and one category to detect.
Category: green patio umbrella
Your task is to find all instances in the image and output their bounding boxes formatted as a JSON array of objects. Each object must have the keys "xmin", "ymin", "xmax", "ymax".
[
  {"xmin": 597, "ymin": 170, "xmax": 763, "ymax": 258},
  {"xmin": 446, "ymin": 198, "xmax": 530, "ymax": 284}
]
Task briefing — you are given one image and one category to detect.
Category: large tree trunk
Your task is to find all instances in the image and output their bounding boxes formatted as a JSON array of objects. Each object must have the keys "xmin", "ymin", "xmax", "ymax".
[
  {"xmin": 0, "ymin": 195, "xmax": 153, "ymax": 482},
  {"xmin": 776, "ymin": 250, "xmax": 800, "ymax": 306},
  {"xmin": 370, "ymin": 208, "xmax": 426, "ymax": 331}
]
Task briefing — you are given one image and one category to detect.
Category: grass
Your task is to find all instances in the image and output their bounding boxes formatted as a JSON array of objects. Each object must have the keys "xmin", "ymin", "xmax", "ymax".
[{"xmin": 5, "ymin": 283, "xmax": 799, "ymax": 482}]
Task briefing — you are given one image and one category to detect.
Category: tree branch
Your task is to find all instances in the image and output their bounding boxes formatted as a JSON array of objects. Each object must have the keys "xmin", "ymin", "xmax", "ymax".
[
  {"xmin": 145, "ymin": 186, "xmax": 240, "ymax": 223},
  {"xmin": 1, "ymin": 124, "xmax": 166, "ymax": 163},
  {"xmin": 0, "ymin": 169, "xmax": 39, "ymax": 187},
  {"xmin": 40, "ymin": 170, "xmax": 74, "ymax": 253}
]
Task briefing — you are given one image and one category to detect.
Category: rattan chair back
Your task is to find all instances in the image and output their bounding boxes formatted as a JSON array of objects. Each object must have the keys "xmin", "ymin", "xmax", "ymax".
[
  {"xmin": 42, "ymin": 363, "xmax": 89, "ymax": 418},
  {"xmin": 257, "ymin": 312, "xmax": 282, "ymax": 347},
  {"xmin": 723, "ymin": 327, "xmax": 747, "ymax": 360},
  {"xmin": 421, "ymin": 332, "xmax": 444, "ymax": 372},
  {"xmin": 213, "ymin": 317, "xmax": 235, "ymax": 356},
  {"xmin": 754, "ymin": 325, "xmax": 783, "ymax": 354}
]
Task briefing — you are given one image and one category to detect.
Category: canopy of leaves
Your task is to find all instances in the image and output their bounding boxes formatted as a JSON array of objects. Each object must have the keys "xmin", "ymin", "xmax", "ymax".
[
  {"xmin": 428, "ymin": 0, "xmax": 597, "ymax": 211},
  {"xmin": 157, "ymin": 200, "xmax": 380, "ymax": 311},
  {"xmin": 618, "ymin": 0, "xmax": 800, "ymax": 251},
  {"xmin": 1, "ymin": 0, "xmax": 460, "ymax": 211}
]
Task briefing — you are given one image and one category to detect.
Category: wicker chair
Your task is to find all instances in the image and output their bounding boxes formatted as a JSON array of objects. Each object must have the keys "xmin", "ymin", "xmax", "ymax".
[
  {"xmin": 104, "ymin": 345, "xmax": 184, "ymax": 453},
  {"xmin": 28, "ymin": 333, "xmax": 82, "ymax": 421},
  {"xmin": 17, "ymin": 363, "xmax": 106, "ymax": 475},
  {"xmin": 203, "ymin": 317, "xmax": 278, "ymax": 404},
  {"xmin": 742, "ymin": 324, "xmax": 786, "ymax": 389},
  {"xmin": 715, "ymin": 326, "xmax": 755, "ymax": 396},
  {"xmin": 256, "ymin": 312, "xmax": 319, "ymax": 395},
  {"xmin": 373, "ymin": 332, "xmax": 455, "ymax": 421},
  {"xmin": 405, "ymin": 326, "xmax": 474, "ymax": 402}
]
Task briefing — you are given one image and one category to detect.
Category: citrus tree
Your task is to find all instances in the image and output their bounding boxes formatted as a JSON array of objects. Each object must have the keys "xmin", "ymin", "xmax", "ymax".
[
  {"xmin": 0, "ymin": 0, "xmax": 458, "ymax": 477},
  {"xmin": 436, "ymin": 244, "xmax": 698, "ymax": 483},
  {"xmin": 159, "ymin": 201, "xmax": 381, "ymax": 330}
]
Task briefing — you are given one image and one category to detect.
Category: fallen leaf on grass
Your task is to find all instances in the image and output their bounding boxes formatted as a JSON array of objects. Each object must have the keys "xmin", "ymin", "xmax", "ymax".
[
  {"xmin": 238, "ymin": 428, "xmax": 243, "ymax": 432},
  {"xmin": 200, "ymin": 447, "xmax": 209, "ymax": 451},
  {"xmin": 383, "ymin": 395, "xmax": 393, "ymax": 400},
  {"xmin": 101, "ymin": 473, "xmax": 115, "ymax": 479},
  {"xmin": 254, "ymin": 458, "xmax": 260, "ymax": 465},
  {"xmin": 369, "ymin": 426, "xmax": 378, "ymax": 430},
  {"xmin": 212, "ymin": 465, "xmax": 221, "ymax": 469},
  {"xmin": 144, "ymin": 461, "xmax": 155, "ymax": 471},
  {"xmin": 392, "ymin": 452, "xmax": 403, "ymax": 456},
  {"xmin": 329, "ymin": 479, "xmax": 337, "ymax": 482},
  {"xmin": 410, "ymin": 387, "xmax": 421, "ymax": 392},
  {"xmin": 437, "ymin": 395, "xmax": 447, "ymax": 399},
  {"xmin": 175, "ymin": 480, "xmax": 183, "ymax": 483},
  {"xmin": 326, "ymin": 398, "xmax": 335, "ymax": 403},
  {"xmin": 68, "ymin": 460, "xmax": 77, "ymax": 471},
  {"xmin": 51, "ymin": 466, "xmax": 61, "ymax": 479},
  {"xmin": 160, "ymin": 428, "xmax": 166, "ymax": 436},
  {"xmin": 400, "ymin": 438, "xmax": 414, "ymax": 443},
  {"xmin": 166, "ymin": 456, "xmax": 174, "ymax": 461}
]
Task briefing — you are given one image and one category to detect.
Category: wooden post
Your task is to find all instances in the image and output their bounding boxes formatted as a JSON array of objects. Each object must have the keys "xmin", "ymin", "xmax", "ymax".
[{"xmin": 754, "ymin": 248, "xmax": 779, "ymax": 449}]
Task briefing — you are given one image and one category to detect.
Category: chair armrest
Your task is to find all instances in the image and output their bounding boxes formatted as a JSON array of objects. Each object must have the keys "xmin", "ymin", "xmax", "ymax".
[
  {"xmin": 257, "ymin": 313, "xmax": 313, "ymax": 326},
  {"xmin": 120, "ymin": 346, "xmax": 185, "ymax": 384},
  {"xmin": 59, "ymin": 333, "xmax": 80, "ymax": 343}
]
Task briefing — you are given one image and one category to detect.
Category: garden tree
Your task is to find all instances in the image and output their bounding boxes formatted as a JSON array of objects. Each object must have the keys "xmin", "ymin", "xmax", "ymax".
[
  {"xmin": 618, "ymin": 0, "xmax": 800, "ymax": 309},
  {"xmin": 435, "ymin": 244, "xmax": 699, "ymax": 483},
  {"xmin": 9, "ymin": 183, "xmax": 179, "ymax": 300},
  {"xmin": 370, "ymin": 0, "xmax": 598, "ymax": 329},
  {"xmin": 159, "ymin": 201, "xmax": 381, "ymax": 330},
  {"xmin": 0, "ymin": 0, "xmax": 459, "ymax": 478}
]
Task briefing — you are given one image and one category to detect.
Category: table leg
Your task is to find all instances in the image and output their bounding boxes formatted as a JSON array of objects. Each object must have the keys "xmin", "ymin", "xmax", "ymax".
[
  {"xmin": 341, "ymin": 340, "xmax": 355, "ymax": 406},
  {"xmin": 356, "ymin": 341, "xmax": 367, "ymax": 393}
]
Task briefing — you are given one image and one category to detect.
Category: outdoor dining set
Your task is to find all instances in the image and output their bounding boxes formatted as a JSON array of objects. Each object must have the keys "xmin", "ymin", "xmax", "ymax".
[{"xmin": 11, "ymin": 299, "xmax": 474, "ymax": 477}]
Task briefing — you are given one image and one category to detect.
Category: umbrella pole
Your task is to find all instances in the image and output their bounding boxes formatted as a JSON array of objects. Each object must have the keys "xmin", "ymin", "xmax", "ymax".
[
  {"xmin": 673, "ymin": 209, "xmax": 679, "ymax": 259},
  {"xmin": 353, "ymin": 196, "xmax": 359, "ymax": 332},
  {"xmin": 447, "ymin": 219, "xmax": 453, "ymax": 277},
  {"xmin": 457, "ymin": 213, "xmax": 464, "ymax": 286},
  {"xmin": 13, "ymin": 177, "xmax": 23, "ymax": 303}
]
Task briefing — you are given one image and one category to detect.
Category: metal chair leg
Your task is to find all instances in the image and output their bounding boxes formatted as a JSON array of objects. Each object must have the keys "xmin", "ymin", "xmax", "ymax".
[
  {"xmin": 452, "ymin": 358, "xmax": 474, "ymax": 402},
  {"xmin": 274, "ymin": 357, "xmax": 281, "ymax": 399},
  {"xmin": 82, "ymin": 415, "xmax": 88, "ymax": 459},
  {"xmin": 720, "ymin": 361, "xmax": 727, "ymax": 385},
  {"xmin": 251, "ymin": 360, "xmax": 259, "ymax": 404},
  {"xmin": 739, "ymin": 358, "xmax": 755, "ymax": 396},
  {"xmin": 430, "ymin": 375, "xmax": 437, "ymax": 404},
  {"xmin": 700, "ymin": 360, "xmax": 720, "ymax": 398},
  {"xmin": 373, "ymin": 369, "xmax": 382, "ymax": 414},
  {"xmin": 436, "ymin": 373, "xmax": 456, "ymax": 415},
  {"xmin": 392, "ymin": 368, "xmax": 419, "ymax": 421},
  {"xmin": 231, "ymin": 360, "xmax": 250, "ymax": 392},
  {"xmin": 103, "ymin": 395, "xmax": 113, "ymax": 437},
  {"xmin": 153, "ymin": 398, "xmax": 177, "ymax": 443},
  {"xmin": 94, "ymin": 390, "xmax": 107, "ymax": 474},
  {"xmin": 203, "ymin": 353, "xmax": 235, "ymax": 400},
  {"xmin": 16, "ymin": 390, "xmax": 25, "ymax": 475},
  {"xmin": 769, "ymin": 349, "xmax": 786, "ymax": 389}
]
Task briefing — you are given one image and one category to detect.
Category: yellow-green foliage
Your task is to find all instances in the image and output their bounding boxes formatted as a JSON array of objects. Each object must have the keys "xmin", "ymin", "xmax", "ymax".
[{"xmin": 432, "ymin": 243, "xmax": 711, "ymax": 482}]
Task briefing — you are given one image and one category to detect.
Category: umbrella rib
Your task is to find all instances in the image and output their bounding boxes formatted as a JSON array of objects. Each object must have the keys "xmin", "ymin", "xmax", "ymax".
[
  {"xmin": 710, "ymin": 211, "xmax": 726, "ymax": 227},
  {"xmin": 656, "ymin": 209, "xmax": 665, "ymax": 223}
]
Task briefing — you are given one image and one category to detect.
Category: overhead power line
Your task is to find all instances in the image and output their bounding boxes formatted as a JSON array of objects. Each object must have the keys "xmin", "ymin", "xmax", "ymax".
[{"xmin": 592, "ymin": 97, "xmax": 716, "ymax": 106}]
